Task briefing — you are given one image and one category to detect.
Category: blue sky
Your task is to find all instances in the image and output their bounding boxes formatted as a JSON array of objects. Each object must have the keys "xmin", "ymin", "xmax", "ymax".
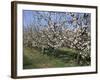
[
  {"xmin": 23, "ymin": 10, "xmax": 91, "ymax": 29},
  {"xmin": 23, "ymin": 10, "xmax": 33, "ymax": 27},
  {"xmin": 23, "ymin": 10, "xmax": 72, "ymax": 27}
]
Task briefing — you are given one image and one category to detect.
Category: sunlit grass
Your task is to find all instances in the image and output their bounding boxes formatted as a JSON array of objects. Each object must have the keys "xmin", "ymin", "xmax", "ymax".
[{"xmin": 23, "ymin": 47, "xmax": 79, "ymax": 69}]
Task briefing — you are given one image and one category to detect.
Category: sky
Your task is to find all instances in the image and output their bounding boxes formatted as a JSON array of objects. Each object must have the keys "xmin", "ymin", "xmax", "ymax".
[
  {"xmin": 23, "ymin": 10, "xmax": 91, "ymax": 29},
  {"xmin": 23, "ymin": 10, "xmax": 33, "ymax": 27}
]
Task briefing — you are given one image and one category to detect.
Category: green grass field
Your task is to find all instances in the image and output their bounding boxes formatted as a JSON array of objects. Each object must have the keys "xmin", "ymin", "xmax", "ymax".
[{"xmin": 23, "ymin": 47, "xmax": 80, "ymax": 69}]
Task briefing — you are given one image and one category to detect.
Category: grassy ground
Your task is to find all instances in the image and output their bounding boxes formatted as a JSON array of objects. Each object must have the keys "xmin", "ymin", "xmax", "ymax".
[{"xmin": 23, "ymin": 47, "xmax": 79, "ymax": 69}]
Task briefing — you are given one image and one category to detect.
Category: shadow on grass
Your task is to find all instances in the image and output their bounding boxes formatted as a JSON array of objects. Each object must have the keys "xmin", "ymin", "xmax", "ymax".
[
  {"xmin": 23, "ymin": 47, "xmax": 82, "ymax": 69},
  {"xmin": 45, "ymin": 48, "xmax": 78, "ymax": 62}
]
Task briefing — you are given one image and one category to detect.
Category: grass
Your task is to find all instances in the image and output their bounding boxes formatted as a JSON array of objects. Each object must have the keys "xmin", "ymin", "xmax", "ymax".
[{"xmin": 23, "ymin": 47, "xmax": 80, "ymax": 69}]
